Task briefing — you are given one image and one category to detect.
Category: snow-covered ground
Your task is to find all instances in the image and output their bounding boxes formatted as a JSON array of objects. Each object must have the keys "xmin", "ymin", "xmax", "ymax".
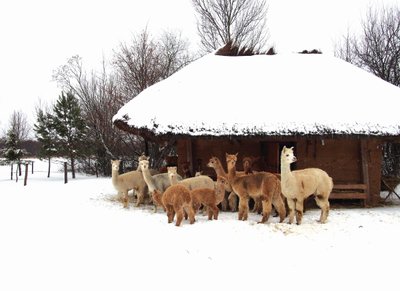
[{"xmin": 1, "ymin": 159, "xmax": 399, "ymax": 291}]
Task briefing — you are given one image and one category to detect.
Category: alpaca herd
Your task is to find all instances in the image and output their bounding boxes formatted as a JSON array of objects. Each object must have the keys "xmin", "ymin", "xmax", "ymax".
[{"xmin": 111, "ymin": 146, "xmax": 333, "ymax": 226}]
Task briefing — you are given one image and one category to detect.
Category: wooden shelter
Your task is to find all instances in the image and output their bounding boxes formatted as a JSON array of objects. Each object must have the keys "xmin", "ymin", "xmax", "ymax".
[{"xmin": 113, "ymin": 51, "xmax": 400, "ymax": 207}]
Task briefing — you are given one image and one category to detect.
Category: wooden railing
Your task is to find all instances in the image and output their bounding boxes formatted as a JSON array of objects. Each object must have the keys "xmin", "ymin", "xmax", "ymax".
[{"xmin": 330, "ymin": 184, "xmax": 367, "ymax": 206}]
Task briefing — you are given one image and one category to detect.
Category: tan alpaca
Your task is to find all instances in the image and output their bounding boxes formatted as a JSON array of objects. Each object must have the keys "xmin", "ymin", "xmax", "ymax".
[
  {"xmin": 280, "ymin": 146, "xmax": 333, "ymax": 224},
  {"xmin": 111, "ymin": 160, "xmax": 149, "ymax": 208},
  {"xmin": 167, "ymin": 166, "xmax": 214, "ymax": 190},
  {"xmin": 152, "ymin": 185, "xmax": 195, "ymax": 227},
  {"xmin": 191, "ymin": 176, "xmax": 229, "ymax": 220},
  {"xmin": 139, "ymin": 159, "xmax": 182, "ymax": 212},
  {"xmin": 226, "ymin": 153, "xmax": 286, "ymax": 223}
]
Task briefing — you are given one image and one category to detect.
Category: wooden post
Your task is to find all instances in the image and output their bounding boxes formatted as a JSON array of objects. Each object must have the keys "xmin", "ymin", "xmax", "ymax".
[
  {"xmin": 64, "ymin": 162, "xmax": 68, "ymax": 184},
  {"xmin": 15, "ymin": 167, "xmax": 18, "ymax": 183},
  {"xmin": 31, "ymin": 161, "xmax": 34, "ymax": 174},
  {"xmin": 18, "ymin": 162, "xmax": 22, "ymax": 176},
  {"xmin": 11, "ymin": 163, "xmax": 13, "ymax": 180},
  {"xmin": 24, "ymin": 162, "xmax": 28, "ymax": 186},
  {"xmin": 47, "ymin": 157, "xmax": 51, "ymax": 178},
  {"xmin": 361, "ymin": 139, "xmax": 371, "ymax": 206}
]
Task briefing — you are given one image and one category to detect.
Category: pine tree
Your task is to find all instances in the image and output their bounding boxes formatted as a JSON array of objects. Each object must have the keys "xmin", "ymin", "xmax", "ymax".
[
  {"xmin": 2, "ymin": 130, "xmax": 26, "ymax": 174},
  {"xmin": 52, "ymin": 92, "xmax": 87, "ymax": 178},
  {"xmin": 34, "ymin": 109, "xmax": 58, "ymax": 177}
]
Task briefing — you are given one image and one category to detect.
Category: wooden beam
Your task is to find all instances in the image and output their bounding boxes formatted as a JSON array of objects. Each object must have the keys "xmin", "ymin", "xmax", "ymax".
[
  {"xmin": 361, "ymin": 139, "xmax": 371, "ymax": 205},
  {"xmin": 186, "ymin": 139, "xmax": 194, "ymax": 174}
]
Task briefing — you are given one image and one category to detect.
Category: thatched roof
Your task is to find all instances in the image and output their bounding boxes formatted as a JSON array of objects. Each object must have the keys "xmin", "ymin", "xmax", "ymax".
[{"xmin": 113, "ymin": 52, "xmax": 400, "ymax": 139}]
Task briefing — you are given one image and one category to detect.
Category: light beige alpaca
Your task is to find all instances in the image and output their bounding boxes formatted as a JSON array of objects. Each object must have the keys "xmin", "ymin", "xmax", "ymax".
[
  {"xmin": 191, "ymin": 176, "xmax": 229, "ymax": 220},
  {"xmin": 226, "ymin": 153, "xmax": 286, "ymax": 223},
  {"xmin": 139, "ymin": 159, "xmax": 182, "ymax": 212},
  {"xmin": 152, "ymin": 185, "xmax": 195, "ymax": 227},
  {"xmin": 167, "ymin": 166, "xmax": 214, "ymax": 190},
  {"xmin": 111, "ymin": 160, "xmax": 149, "ymax": 208},
  {"xmin": 280, "ymin": 146, "xmax": 333, "ymax": 224}
]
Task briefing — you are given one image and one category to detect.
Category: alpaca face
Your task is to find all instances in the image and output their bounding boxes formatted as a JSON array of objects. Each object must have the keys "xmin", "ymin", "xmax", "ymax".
[
  {"xmin": 207, "ymin": 157, "xmax": 219, "ymax": 168},
  {"xmin": 111, "ymin": 160, "xmax": 120, "ymax": 171},
  {"xmin": 139, "ymin": 160, "xmax": 149, "ymax": 171},
  {"xmin": 281, "ymin": 147, "xmax": 297, "ymax": 164},
  {"xmin": 217, "ymin": 176, "xmax": 229, "ymax": 187},
  {"xmin": 225, "ymin": 153, "xmax": 238, "ymax": 169},
  {"xmin": 167, "ymin": 166, "xmax": 178, "ymax": 180}
]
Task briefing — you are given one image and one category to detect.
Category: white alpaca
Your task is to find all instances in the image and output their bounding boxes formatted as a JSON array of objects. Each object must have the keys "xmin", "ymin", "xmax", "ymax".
[
  {"xmin": 280, "ymin": 146, "xmax": 333, "ymax": 224},
  {"xmin": 111, "ymin": 160, "xmax": 149, "ymax": 208},
  {"xmin": 139, "ymin": 159, "xmax": 182, "ymax": 212}
]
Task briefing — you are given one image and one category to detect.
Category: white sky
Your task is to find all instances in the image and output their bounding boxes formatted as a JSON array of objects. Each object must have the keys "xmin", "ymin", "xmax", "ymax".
[{"xmin": 0, "ymin": 0, "xmax": 398, "ymax": 134}]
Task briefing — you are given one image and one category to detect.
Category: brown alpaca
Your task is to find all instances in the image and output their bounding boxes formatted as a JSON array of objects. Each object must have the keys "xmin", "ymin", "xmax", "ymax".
[
  {"xmin": 226, "ymin": 153, "xmax": 286, "ymax": 223},
  {"xmin": 111, "ymin": 160, "xmax": 149, "ymax": 208},
  {"xmin": 191, "ymin": 176, "xmax": 229, "ymax": 220},
  {"xmin": 152, "ymin": 185, "xmax": 195, "ymax": 227},
  {"xmin": 280, "ymin": 146, "xmax": 333, "ymax": 224}
]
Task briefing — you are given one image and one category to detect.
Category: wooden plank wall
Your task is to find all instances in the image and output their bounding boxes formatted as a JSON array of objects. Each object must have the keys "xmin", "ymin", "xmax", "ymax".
[{"xmin": 177, "ymin": 137, "xmax": 383, "ymax": 205}]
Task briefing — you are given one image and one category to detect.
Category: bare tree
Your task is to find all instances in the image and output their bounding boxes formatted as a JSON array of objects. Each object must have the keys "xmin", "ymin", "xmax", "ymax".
[
  {"xmin": 335, "ymin": 5, "xmax": 400, "ymax": 86},
  {"xmin": 335, "ymin": 5, "xmax": 400, "ymax": 177},
  {"xmin": 113, "ymin": 28, "xmax": 193, "ymax": 98},
  {"xmin": 192, "ymin": 0, "xmax": 269, "ymax": 53},
  {"xmin": 8, "ymin": 110, "xmax": 31, "ymax": 141}
]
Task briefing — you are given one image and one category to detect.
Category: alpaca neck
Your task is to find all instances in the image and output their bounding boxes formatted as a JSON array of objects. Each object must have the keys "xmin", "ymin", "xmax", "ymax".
[
  {"xmin": 142, "ymin": 167, "xmax": 156, "ymax": 192},
  {"xmin": 214, "ymin": 159, "xmax": 227, "ymax": 177},
  {"xmin": 111, "ymin": 169, "xmax": 120, "ymax": 186},
  {"xmin": 280, "ymin": 159, "xmax": 294, "ymax": 182},
  {"xmin": 227, "ymin": 164, "xmax": 237, "ymax": 183},
  {"xmin": 169, "ymin": 174, "xmax": 179, "ymax": 185}
]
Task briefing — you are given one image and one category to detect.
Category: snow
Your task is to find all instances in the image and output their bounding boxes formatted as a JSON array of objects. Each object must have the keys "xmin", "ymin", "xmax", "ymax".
[
  {"xmin": 113, "ymin": 53, "xmax": 400, "ymax": 137},
  {"xmin": 1, "ymin": 159, "xmax": 400, "ymax": 290}
]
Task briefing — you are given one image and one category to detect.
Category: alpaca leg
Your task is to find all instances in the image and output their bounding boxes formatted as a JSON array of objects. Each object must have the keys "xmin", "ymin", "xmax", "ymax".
[
  {"xmin": 295, "ymin": 198, "xmax": 304, "ymax": 225},
  {"xmin": 184, "ymin": 205, "xmax": 196, "ymax": 224},
  {"xmin": 259, "ymin": 198, "xmax": 272, "ymax": 223},
  {"xmin": 228, "ymin": 192, "xmax": 238, "ymax": 212},
  {"xmin": 238, "ymin": 197, "xmax": 249, "ymax": 221},
  {"xmin": 135, "ymin": 191, "xmax": 144, "ymax": 207},
  {"xmin": 207, "ymin": 207, "xmax": 213, "ymax": 220},
  {"xmin": 315, "ymin": 194, "xmax": 330, "ymax": 223},
  {"xmin": 272, "ymin": 195, "xmax": 287, "ymax": 223},
  {"xmin": 122, "ymin": 190, "xmax": 129, "ymax": 208},
  {"xmin": 175, "ymin": 208, "xmax": 184, "ymax": 226},
  {"xmin": 166, "ymin": 205, "xmax": 174, "ymax": 223},
  {"xmin": 287, "ymin": 198, "xmax": 296, "ymax": 224},
  {"xmin": 211, "ymin": 205, "xmax": 219, "ymax": 220},
  {"xmin": 221, "ymin": 193, "xmax": 228, "ymax": 212}
]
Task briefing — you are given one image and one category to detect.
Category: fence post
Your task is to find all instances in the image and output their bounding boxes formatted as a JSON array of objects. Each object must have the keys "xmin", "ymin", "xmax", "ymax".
[
  {"xmin": 18, "ymin": 162, "xmax": 22, "ymax": 176},
  {"xmin": 64, "ymin": 162, "xmax": 68, "ymax": 184},
  {"xmin": 11, "ymin": 163, "xmax": 13, "ymax": 180},
  {"xmin": 24, "ymin": 162, "xmax": 28, "ymax": 186},
  {"xmin": 16, "ymin": 167, "xmax": 18, "ymax": 183},
  {"xmin": 31, "ymin": 161, "xmax": 34, "ymax": 174}
]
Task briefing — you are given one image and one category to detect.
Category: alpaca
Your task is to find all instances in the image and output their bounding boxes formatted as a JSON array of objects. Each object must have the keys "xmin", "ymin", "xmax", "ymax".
[
  {"xmin": 207, "ymin": 156, "xmax": 235, "ymax": 211},
  {"xmin": 111, "ymin": 160, "xmax": 149, "ymax": 208},
  {"xmin": 190, "ymin": 176, "xmax": 229, "ymax": 220},
  {"xmin": 226, "ymin": 153, "xmax": 286, "ymax": 223},
  {"xmin": 167, "ymin": 166, "xmax": 214, "ymax": 190},
  {"xmin": 152, "ymin": 185, "xmax": 195, "ymax": 227},
  {"xmin": 242, "ymin": 156, "xmax": 263, "ymax": 213},
  {"xmin": 280, "ymin": 146, "xmax": 333, "ymax": 224},
  {"xmin": 139, "ymin": 159, "xmax": 182, "ymax": 212}
]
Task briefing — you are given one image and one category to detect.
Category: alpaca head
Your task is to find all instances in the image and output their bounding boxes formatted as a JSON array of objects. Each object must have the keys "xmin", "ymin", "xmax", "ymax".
[
  {"xmin": 217, "ymin": 176, "xmax": 229, "ymax": 188},
  {"xmin": 111, "ymin": 160, "xmax": 120, "ymax": 171},
  {"xmin": 207, "ymin": 157, "xmax": 220, "ymax": 169},
  {"xmin": 225, "ymin": 153, "xmax": 238, "ymax": 170},
  {"xmin": 167, "ymin": 166, "xmax": 178, "ymax": 180},
  {"xmin": 281, "ymin": 146, "xmax": 297, "ymax": 164},
  {"xmin": 139, "ymin": 159, "xmax": 149, "ymax": 171}
]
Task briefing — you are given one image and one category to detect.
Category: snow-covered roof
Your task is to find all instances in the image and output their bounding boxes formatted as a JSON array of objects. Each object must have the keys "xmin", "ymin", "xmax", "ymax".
[{"xmin": 113, "ymin": 53, "xmax": 400, "ymax": 137}]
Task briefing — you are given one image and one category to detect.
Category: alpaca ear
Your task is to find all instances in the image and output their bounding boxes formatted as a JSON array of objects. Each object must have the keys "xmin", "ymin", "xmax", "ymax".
[
  {"xmin": 235, "ymin": 152, "xmax": 238, "ymax": 157},
  {"xmin": 226, "ymin": 153, "xmax": 229, "ymax": 158},
  {"xmin": 290, "ymin": 147, "xmax": 294, "ymax": 150}
]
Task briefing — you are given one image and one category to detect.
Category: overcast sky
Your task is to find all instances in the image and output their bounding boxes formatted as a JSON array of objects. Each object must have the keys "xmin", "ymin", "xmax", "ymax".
[{"xmin": 0, "ymin": 0, "xmax": 397, "ymax": 134}]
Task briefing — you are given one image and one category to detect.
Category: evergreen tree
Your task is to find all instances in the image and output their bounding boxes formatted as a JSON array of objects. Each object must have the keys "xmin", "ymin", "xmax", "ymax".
[
  {"xmin": 34, "ymin": 109, "xmax": 58, "ymax": 177},
  {"xmin": 2, "ymin": 129, "xmax": 25, "ymax": 162},
  {"xmin": 52, "ymin": 92, "xmax": 87, "ymax": 178}
]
